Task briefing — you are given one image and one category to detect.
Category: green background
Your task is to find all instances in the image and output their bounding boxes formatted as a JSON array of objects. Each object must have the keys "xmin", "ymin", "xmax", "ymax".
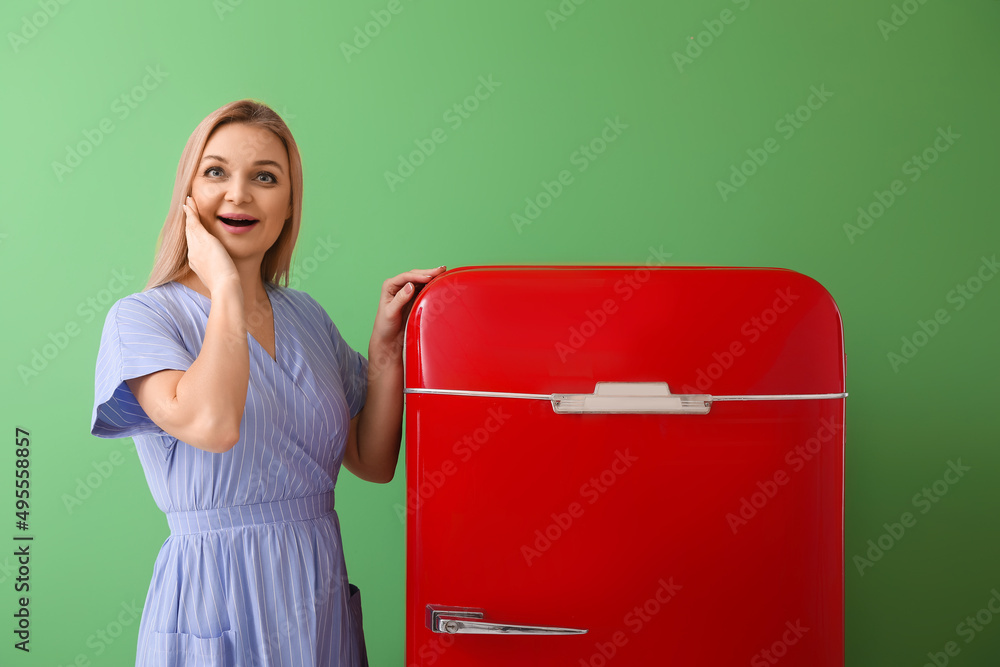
[{"xmin": 2, "ymin": 0, "xmax": 998, "ymax": 664}]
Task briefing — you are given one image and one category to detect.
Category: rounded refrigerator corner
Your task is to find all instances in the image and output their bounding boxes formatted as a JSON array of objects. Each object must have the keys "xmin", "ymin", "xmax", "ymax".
[
  {"xmin": 780, "ymin": 267, "xmax": 847, "ymax": 382},
  {"xmin": 780, "ymin": 268, "xmax": 845, "ymax": 321},
  {"xmin": 402, "ymin": 267, "xmax": 452, "ymax": 390}
]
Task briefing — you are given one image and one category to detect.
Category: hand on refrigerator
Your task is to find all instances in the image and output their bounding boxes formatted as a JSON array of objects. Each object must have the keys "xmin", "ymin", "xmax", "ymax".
[{"xmin": 369, "ymin": 265, "xmax": 447, "ymax": 352}]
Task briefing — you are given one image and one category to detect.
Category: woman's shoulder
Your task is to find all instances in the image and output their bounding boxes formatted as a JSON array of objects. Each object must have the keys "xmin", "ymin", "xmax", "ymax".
[
  {"xmin": 269, "ymin": 284, "xmax": 335, "ymax": 326},
  {"xmin": 105, "ymin": 282, "xmax": 202, "ymax": 325},
  {"xmin": 270, "ymin": 283, "xmax": 324, "ymax": 310},
  {"xmin": 110, "ymin": 281, "xmax": 180, "ymax": 307}
]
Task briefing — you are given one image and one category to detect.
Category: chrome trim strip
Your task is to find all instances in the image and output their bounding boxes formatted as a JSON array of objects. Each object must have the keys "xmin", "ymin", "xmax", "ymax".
[{"xmin": 405, "ymin": 388, "xmax": 848, "ymax": 401}]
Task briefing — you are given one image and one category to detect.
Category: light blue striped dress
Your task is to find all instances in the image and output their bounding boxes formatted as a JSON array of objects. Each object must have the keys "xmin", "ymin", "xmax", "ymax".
[{"xmin": 90, "ymin": 280, "xmax": 370, "ymax": 667}]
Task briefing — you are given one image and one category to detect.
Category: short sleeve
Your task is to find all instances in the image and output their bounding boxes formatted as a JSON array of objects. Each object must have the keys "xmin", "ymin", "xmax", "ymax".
[
  {"xmin": 329, "ymin": 319, "xmax": 369, "ymax": 420},
  {"xmin": 90, "ymin": 295, "xmax": 197, "ymax": 439}
]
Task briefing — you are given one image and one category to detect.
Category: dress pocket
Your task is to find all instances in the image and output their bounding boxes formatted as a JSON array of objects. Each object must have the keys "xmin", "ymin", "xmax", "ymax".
[
  {"xmin": 347, "ymin": 583, "xmax": 369, "ymax": 667},
  {"xmin": 146, "ymin": 628, "xmax": 235, "ymax": 667}
]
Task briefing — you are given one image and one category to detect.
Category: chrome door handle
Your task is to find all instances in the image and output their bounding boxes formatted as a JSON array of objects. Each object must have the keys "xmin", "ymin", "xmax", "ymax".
[
  {"xmin": 426, "ymin": 605, "xmax": 587, "ymax": 635},
  {"xmin": 550, "ymin": 382, "xmax": 711, "ymax": 414}
]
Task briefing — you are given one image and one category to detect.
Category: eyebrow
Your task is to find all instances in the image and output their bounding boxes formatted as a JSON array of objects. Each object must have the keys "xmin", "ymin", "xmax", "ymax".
[{"xmin": 200, "ymin": 155, "xmax": 286, "ymax": 174}]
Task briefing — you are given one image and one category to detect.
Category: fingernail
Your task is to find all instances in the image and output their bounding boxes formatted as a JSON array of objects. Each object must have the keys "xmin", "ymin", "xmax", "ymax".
[{"xmin": 406, "ymin": 283, "xmax": 413, "ymax": 292}]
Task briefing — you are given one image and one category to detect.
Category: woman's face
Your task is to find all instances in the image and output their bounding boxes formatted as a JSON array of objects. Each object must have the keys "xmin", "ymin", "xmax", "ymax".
[{"xmin": 190, "ymin": 122, "xmax": 292, "ymax": 266}]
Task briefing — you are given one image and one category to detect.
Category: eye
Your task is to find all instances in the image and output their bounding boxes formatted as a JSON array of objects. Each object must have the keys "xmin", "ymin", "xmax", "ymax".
[
  {"xmin": 204, "ymin": 166, "xmax": 224, "ymax": 177},
  {"xmin": 257, "ymin": 172, "xmax": 277, "ymax": 184}
]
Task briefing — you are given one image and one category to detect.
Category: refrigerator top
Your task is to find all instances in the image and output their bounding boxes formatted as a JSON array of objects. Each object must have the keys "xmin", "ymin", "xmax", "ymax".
[{"xmin": 403, "ymin": 265, "xmax": 845, "ymax": 399}]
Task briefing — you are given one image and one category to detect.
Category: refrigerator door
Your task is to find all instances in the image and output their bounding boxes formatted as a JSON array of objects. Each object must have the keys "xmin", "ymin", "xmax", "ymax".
[{"xmin": 404, "ymin": 266, "xmax": 845, "ymax": 666}]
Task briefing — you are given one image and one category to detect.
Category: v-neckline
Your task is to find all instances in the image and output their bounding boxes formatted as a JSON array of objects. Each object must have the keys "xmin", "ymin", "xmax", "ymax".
[
  {"xmin": 251, "ymin": 284, "xmax": 278, "ymax": 363},
  {"xmin": 170, "ymin": 280, "xmax": 280, "ymax": 366}
]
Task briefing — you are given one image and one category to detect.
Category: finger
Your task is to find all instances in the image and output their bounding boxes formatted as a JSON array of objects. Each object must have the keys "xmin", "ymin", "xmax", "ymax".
[
  {"xmin": 407, "ymin": 266, "xmax": 447, "ymax": 273},
  {"xmin": 182, "ymin": 211, "xmax": 200, "ymax": 249},
  {"xmin": 182, "ymin": 204, "xmax": 206, "ymax": 254},
  {"xmin": 182, "ymin": 205, "xmax": 194, "ymax": 234},
  {"xmin": 381, "ymin": 281, "xmax": 414, "ymax": 316},
  {"xmin": 388, "ymin": 269, "xmax": 445, "ymax": 285},
  {"xmin": 183, "ymin": 203, "xmax": 207, "ymax": 237},
  {"xmin": 389, "ymin": 283, "xmax": 416, "ymax": 311},
  {"xmin": 408, "ymin": 266, "xmax": 447, "ymax": 275},
  {"xmin": 184, "ymin": 196, "xmax": 206, "ymax": 225}
]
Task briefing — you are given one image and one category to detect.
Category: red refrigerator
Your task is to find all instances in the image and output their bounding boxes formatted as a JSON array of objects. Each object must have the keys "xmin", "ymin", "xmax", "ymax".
[{"xmin": 403, "ymin": 265, "xmax": 846, "ymax": 666}]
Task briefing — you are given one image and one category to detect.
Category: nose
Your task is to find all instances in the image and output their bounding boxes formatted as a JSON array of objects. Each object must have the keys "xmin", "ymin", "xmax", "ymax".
[{"xmin": 224, "ymin": 175, "xmax": 252, "ymax": 205}]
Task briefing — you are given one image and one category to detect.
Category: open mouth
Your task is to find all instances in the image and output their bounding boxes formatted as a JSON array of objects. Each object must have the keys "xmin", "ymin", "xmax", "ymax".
[{"xmin": 218, "ymin": 216, "xmax": 259, "ymax": 227}]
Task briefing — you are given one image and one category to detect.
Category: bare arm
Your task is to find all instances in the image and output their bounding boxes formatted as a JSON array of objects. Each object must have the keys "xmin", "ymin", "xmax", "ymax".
[
  {"xmin": 125, "ymin": 279, "xmax": 248, "ymax": 453},
  {"xmin": 342, "ymin": 267, "xmax": 446, "ymax": 483},
  {"xmin": 342, "ymin": 339, "xmax": 403, "ymax": 483},
  {"xmin": 124, "ymin": 195, "xmax": 250, "ymax": 454}
]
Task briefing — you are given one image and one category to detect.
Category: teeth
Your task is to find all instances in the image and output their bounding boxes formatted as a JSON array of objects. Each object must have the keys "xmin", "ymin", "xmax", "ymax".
[{"xmin": 220, "ymin": 217, "xmax": 257, "ymax": 227}]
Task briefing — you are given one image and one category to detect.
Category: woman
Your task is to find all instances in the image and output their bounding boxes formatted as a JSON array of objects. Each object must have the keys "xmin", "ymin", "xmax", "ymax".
[{"xmin": 90, "ymin": 99, "xmax": 444, "ymax": 666}]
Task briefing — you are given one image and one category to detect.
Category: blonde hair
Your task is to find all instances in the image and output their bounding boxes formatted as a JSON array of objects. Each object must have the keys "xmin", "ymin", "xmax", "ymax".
[{"xmin": 144, "ymin": 99, "xmax": 303, "ymax": 290}]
